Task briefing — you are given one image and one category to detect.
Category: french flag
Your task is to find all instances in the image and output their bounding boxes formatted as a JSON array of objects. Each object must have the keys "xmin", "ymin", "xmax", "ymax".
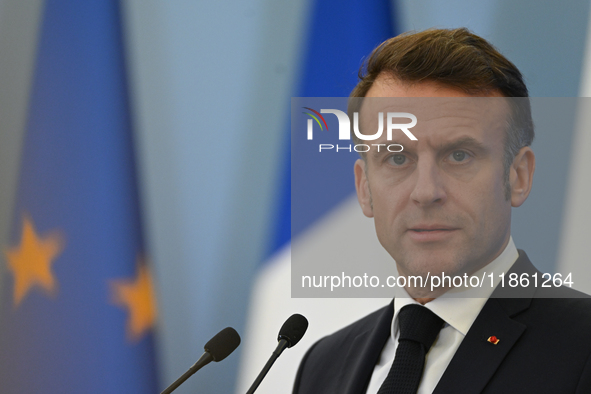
[
  {"xmin": 236, "ymin": 0, "xmax": 397, "ymax": 392},
  {"xmin": 557, "ymin": 3, "xmax": 591, "ymax": 294}
]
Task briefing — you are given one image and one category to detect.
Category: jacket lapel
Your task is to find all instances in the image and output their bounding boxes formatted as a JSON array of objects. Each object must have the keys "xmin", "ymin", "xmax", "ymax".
[
  {"xmin": 433, "ymin": 250, "xmax": 538, "ymax": 393},
  {"xmin": 432, "ymin": 297, "xmax": 527, "ymax": 393},
  {"xmin": 339, "ymin": 300, "xmax": 394, "ymax": 394}
]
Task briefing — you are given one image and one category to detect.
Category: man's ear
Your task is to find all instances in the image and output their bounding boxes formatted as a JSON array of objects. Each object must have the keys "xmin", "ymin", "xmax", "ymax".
[
  {"xmin": 510, "ymin": 146, "xmax": 535, "ymax": 207},
  {"xmin": 354, "ymin": 159, "xmax": 374, "ymax": 217}
]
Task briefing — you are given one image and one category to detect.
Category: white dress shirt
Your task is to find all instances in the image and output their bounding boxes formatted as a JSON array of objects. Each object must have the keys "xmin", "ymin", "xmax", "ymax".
[{"xmin": 365, "ymin": 237, "xmax": 519, "ymax": 394}]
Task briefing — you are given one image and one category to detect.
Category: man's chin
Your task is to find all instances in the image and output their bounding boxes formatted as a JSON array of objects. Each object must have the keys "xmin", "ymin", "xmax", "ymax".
[
  {"xmin": 396, "ymin": 254, "xmax": 466, "ymax": 278},
  {"xmin": 395, "ymin": 259, "xmax": 462, "ymax": 300}
]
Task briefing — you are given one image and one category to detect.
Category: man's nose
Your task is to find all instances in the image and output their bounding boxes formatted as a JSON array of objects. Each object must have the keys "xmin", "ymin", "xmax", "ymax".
[{"xmin": 409, "ymin": 158, "xmax": 447, "ymax": 206}]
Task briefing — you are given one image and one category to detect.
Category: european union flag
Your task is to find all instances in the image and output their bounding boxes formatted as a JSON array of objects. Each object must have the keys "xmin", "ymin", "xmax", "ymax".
[{"xmin": 0, "ymin": 1, "xmax": 159, "ymax": 393}]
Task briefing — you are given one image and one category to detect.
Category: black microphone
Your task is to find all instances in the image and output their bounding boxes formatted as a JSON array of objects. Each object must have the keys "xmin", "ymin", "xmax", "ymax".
[
  {"xmin": 246, "ymin": 314, "xmax": 309, "ymax": 394},
  {"xmin": 161, "ymin": 327, "xmax": 241, "ymax": 394}
]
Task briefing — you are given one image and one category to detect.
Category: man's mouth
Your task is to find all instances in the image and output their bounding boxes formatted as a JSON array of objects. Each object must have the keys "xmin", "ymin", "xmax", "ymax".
[
  {"xmin": 411, "ymin": 229, "xmax": 454, "ymax": 232},
  {"xmin": 407, "ymin": 226, "xmax": 458, "ymax": 241},
  {"xmin": 409, "ymin": 225, "xmax": 457, "ymax": 232}
]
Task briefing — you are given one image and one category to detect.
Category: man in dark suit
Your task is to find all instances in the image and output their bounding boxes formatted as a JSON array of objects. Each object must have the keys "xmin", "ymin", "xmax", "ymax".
[{"xmin": 293, "ymin": 28, "xmax": 591, "ymax": 393}]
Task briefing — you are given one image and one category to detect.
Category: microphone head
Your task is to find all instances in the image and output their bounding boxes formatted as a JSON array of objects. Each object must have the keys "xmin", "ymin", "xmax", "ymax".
[
  {"xmin": 278, "ymin": 314, "xmax": 308, "ymax": 348},
  {"xmin": 204, "ymin": 327, "xmax": 241, "ymax": 362}
]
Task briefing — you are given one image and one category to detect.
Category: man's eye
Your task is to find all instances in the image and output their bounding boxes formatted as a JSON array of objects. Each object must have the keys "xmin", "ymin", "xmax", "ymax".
[
  {"xmin": 389, "ymin": 154, "xmax": 406, "ymax": 165},
  {"xmin": 450, "ymin": 151, "xmax": 468, "ymax": 162}
]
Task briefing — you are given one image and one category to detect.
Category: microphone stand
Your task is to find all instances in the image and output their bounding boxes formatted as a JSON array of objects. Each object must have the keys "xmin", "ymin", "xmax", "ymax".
[
  {"xmin": 160, "ymin": 353, "xmax": 212, "ymax": 394},
  {"xmin": 245, "ymin": 339, "xmax": 289, "ymax": 394}
]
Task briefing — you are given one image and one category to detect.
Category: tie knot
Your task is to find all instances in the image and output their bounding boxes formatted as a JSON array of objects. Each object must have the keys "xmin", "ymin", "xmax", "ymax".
[{"xmin": 397, "ymin": 304, "xmax": 444, "ymax": 351}]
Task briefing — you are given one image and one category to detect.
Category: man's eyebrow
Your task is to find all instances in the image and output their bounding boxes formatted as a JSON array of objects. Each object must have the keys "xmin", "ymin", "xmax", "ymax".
[
  {"xmin": 368, "ymin": 141, "xmax": 405, "ymax": 160},
  {"xmin": 437, "ymin": 136, "xmax": 488, "ymax": 154}
]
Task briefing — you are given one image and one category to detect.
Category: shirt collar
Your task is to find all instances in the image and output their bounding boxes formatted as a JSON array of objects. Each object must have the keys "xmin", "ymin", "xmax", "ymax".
[{"xmin": 392, "ymin": 237, "xmax": 519, "ymax": 337}]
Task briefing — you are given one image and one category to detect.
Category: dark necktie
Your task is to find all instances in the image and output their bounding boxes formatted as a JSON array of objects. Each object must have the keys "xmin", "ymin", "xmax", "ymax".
[{"xmin": 377, "ymin": 304, "xmax": 444, "ymax": 394}]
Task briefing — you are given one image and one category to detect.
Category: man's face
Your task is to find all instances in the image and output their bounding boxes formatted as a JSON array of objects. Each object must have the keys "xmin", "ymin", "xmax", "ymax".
[{"xmin": 354, "ymin": 76, "xmax": 534, "ymax": 293}]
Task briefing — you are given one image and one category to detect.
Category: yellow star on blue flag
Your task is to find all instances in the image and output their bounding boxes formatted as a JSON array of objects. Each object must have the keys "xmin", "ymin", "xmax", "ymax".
[
  {"xmin": 4, "ymin": 215, "xmax": 64, "ymax": 306},
  {"xmin": 111, "ymin": 259, "xmax": 158, "ymax": 342}
]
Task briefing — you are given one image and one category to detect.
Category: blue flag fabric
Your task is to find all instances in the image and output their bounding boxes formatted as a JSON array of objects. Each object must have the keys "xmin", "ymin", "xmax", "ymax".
[
  {"xmin": 268, "ymin": 0, "xmax": 396, "ymax": 257},
  {"xmin": 237, "ymin": 1, "xmax": 397, "ymax": 391},
  {"xmin": 0, "ymin": 1, "xmax": 159, "ymax": 393}
]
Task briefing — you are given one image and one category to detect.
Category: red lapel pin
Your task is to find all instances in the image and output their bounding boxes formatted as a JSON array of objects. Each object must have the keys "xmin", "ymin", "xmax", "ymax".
[{"xmin": 487, "ymin": 335, "xmax": 500, "ymax": 345}]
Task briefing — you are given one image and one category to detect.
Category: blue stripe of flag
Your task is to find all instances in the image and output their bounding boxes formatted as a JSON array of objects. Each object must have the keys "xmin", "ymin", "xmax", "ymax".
[{"xmin": 266, "ymin": 0, "xmax": 397, "ymax": 259}]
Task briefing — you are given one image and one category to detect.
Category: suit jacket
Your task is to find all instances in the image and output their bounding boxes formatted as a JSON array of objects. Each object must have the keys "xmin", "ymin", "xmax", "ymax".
[{"xmin": 293, "ymin": 251, "xmax": 591, "ymax": 393}]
